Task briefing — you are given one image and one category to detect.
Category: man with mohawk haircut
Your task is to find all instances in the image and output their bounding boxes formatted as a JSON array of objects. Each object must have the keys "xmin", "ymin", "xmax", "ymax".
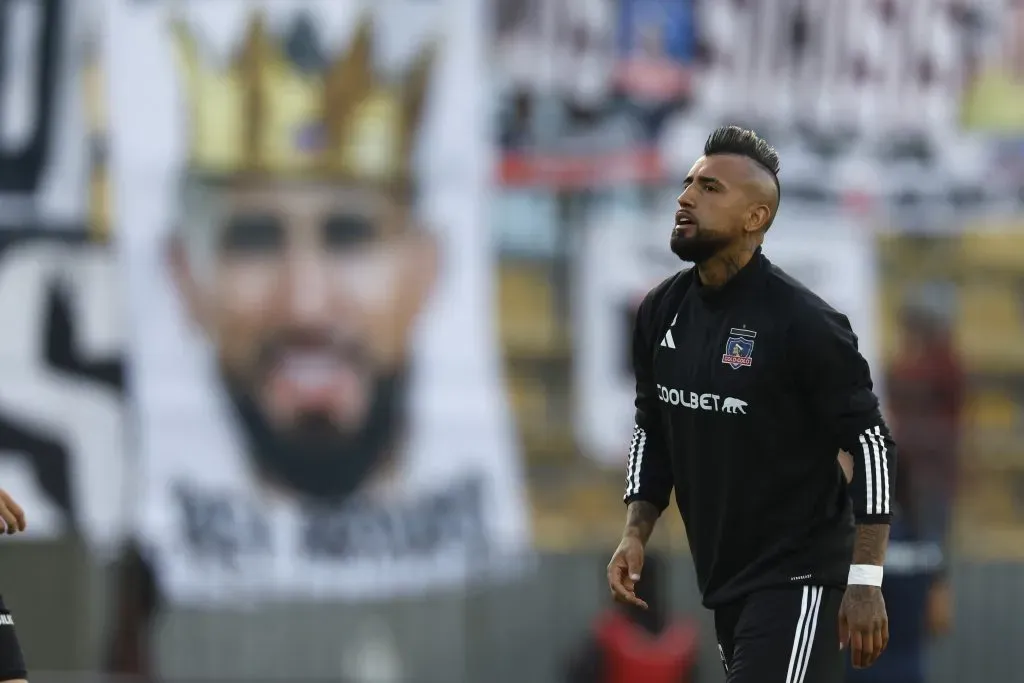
[
  {"xmin": 105, "ymin": 4, "xmax": 528, "ymax": 678},
  {"xmin": 607, "ymin": 127, "xmax": 897, "ymax": 682}
]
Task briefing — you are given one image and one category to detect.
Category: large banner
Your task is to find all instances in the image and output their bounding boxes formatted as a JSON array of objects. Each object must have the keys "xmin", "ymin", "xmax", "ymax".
[
  {"xmin": 0, "ymin": 0, "xmax": 126, "ymax": 550},
  {"xmin": 494, "ymin": 0, "xmax": 697, "ymax": 187},
  {"xmin": 106, "ymin": 0, "xmax": 530, "ymax": 604}
]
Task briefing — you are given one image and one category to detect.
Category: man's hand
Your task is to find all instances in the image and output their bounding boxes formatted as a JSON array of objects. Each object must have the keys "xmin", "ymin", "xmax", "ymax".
[
  {"xmin": 0, "ymin": 489, "xmax": 26, "ymax": 535},
  {"xmin": 839, "ymin": 584, "xmax": 889, "ymax": 669},
  {"xmin": 608, "ymin": 500, "xmax": 660, "ymax": 609},
  {"xmin": 606, "ymin": 535, "xmax": 648, "ymax": 609}
]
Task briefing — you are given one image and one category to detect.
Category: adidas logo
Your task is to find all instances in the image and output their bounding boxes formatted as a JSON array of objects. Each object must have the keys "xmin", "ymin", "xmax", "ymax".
[{"xmin": 660, "ymin": 314, "xmax": 677, "ymax": 349}]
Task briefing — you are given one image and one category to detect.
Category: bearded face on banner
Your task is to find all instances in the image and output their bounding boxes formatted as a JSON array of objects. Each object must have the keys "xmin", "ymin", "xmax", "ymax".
[{"xmin": 169, "ymin": 14, "xmax": 439, "ymax": 501}]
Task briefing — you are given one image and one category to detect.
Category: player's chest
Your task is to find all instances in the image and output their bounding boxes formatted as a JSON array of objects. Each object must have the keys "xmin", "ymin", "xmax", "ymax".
[{"xmin": 651, "ymin": 304, "xmax": 787, "ymax": 403}]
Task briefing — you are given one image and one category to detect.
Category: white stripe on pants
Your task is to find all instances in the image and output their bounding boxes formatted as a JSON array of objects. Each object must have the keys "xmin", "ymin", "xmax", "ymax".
[{"xmin": 784, "ymin": 586, "xmax": 823, "ymax": 683}]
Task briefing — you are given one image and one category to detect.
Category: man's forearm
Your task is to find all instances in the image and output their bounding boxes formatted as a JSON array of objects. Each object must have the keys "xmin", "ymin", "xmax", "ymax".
[
  {"xmin": 623, "ymin": 500, "xmax": 661, "ymax": 546},
  {"xmin": 853, "ymin": 523, "xmax": 890, "ymax": 565}
]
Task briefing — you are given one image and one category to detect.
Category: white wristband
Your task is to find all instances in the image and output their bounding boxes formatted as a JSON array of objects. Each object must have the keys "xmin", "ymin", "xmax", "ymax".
[{"xmin": 848, "ymin": 564, "xmax": 884, "ymax": 587}]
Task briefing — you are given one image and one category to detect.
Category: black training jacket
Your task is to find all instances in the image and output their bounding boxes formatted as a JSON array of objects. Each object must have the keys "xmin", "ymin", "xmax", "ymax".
[{"xmin": 623, "ymin": 248, "xmax": 896, "ymax": 608}]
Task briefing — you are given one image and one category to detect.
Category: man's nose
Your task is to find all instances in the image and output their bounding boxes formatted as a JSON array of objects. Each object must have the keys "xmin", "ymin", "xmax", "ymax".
[
  {"xmin": 677, "ymin": 188, "xmax": 696, "ymax": 208},
  {"xmin": 280, "ymin": 252, "xmax": 332, "ymax": 327}
]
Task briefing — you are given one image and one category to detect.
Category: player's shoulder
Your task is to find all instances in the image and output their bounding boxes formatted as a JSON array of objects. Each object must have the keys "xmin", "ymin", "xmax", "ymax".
[
  {"xmin": 763, "ymin": 257, "xmax": 848, "ymax": 326},
  {"xmin": 637, "ymin": 269, "xmax": 694, "ymax": 323}
]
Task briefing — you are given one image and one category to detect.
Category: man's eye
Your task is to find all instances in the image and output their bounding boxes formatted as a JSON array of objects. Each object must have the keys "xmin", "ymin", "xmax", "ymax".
[
  {"xmin": 220, "ymin": 214, "xmax": 283, "ymax": 253},
  {"xmin": 323, "ymin": 214, "xmax": 376, "ymax": 250}
]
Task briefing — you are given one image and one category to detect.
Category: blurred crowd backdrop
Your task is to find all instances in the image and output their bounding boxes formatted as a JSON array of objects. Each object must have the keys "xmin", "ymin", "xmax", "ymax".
[{"xmin": 0, "ymin": 0, "xmax": 1022, "ymax": 681}]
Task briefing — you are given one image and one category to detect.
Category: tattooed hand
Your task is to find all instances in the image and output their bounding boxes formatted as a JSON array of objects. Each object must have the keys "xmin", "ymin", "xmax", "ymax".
[
  {"xmin": 606, "ymin": 535, "xmax": 648, "ymax": 610},
  {"xmin": 607, "ymin": 501, "xmax": 659, "ymax": 609},
  {"xmin": 839, "ymin": 584, "xmax": 889, "ymax": 668}
]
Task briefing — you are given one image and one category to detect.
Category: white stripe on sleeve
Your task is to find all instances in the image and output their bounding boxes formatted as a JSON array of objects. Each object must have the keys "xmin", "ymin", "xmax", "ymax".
[
  {"xmin": 624, "ymin": 425, "xmax": 646, "ymax": 498},
  {"xmin": 858, "ymin": 426, "xmax": 891, "ymax": 515},
  {"xmin": 872, "ymin": 425, "xmax": 891, "ymax": 514},
  {"xmin": 858, "ymin": 432, "xmax": 875, "ymax": 513}
]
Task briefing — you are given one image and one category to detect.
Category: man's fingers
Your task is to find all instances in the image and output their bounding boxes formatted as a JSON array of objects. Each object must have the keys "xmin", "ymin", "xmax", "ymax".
[
  {"xmin": 625, "ymin": 556, "xmax": 643, "ymax": 585},
  {"xmin": 851, "ymin": 626, "xmax": 887, "ymax": 668},
  {"xmin": 0, "ymin": 506, "xmax": 17, "ymax": 535},
  {"xmin": 607, "ymin": 563, "xmax": 649, "ymax": 610},
  {"xmin": 609, "ymin": 582, "xmax": 631, "ymax": 602},
  {"xmin": 8, "ymin": 500, "xmax": 24, "ymax": 532},
  {"xmin": 608, "ymin": 573, "xmax": 630, "ymax": 600},
  {"xmin": 837, "ymin": 612, "xmax": 849, "ymax": 650},
  {"xmin": 607, "ymin": 563, "xmax": 625, "ymax": 592},
  {"xmin": 850, "ymin": 630, "xmax": 865, "ymax": 668},
  {"xmin": 611, "ymin": 584, "xmax": 648, "ymax": 610},
  {"xmin": 608, "ymin": 578, "xmax": 648, "ymax": 609},
  {"xmin": 607, "ymin": 562, "xmax": 633, "ymax": 600},
  {"xmin": 861, "ymin": 629, "xmax": 877, "ymax": 668},
  {"xmin": 0, "ymin": 491, "xmax": 23, "ymax": 533},
  {"xmin": 607, "ymin": 558, "xmax": 634, "ymax": 589},
  {"xmin": 870, "ymin": 627, "xmax": 885, "ymax": 665},
  {"xmin": 856, "ymin": 623, "xmax": 888, "ymax": 668}
]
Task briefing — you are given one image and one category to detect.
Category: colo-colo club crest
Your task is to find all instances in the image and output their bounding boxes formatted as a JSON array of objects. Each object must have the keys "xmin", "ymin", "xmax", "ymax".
[{"xmin": 722, "ymin": 328, "xmax": 756, "ymax": 369}]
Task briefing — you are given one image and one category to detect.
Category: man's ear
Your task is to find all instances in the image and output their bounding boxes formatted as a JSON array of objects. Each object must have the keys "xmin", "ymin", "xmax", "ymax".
[
  {"xmin": 746, "ymin": 205, "xmax": 772, "ymax": 233},
  {"xmin": 166, "ymin": 233, "xmax": 207, "ymax": 330}
]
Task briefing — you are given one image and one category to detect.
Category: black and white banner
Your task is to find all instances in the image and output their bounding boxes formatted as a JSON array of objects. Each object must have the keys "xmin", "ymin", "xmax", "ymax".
[
  {"xmin": 106, "ymin": 0, "xmax": 530, "ymax": 603},
  {"xmin": 0, "ymin": 0, "xmax": 127, "ymax": 552},
  {"xmin": 0, "ymin": 234, "xmax": 126, "ymax": 549}
]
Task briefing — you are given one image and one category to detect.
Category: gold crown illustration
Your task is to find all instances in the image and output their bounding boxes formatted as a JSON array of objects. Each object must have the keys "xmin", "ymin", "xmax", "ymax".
[
  {"xmin": 172, "ymin": 13, "xmax": 435, "ymax": 187},
  {"xmin": 84, "ymin": 42, "xmax": 111, "ymax": 241}
]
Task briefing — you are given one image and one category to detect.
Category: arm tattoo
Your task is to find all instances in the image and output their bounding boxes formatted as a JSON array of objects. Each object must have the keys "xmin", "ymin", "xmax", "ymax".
[
  {"xmin": 846, "ymin": 524, "xmax": 890, "ymax": 617},
  {"xmin": 852, "ymin": 523, "xmax": 890, "ymax": 565},
  {"xmin": 624, "ymin": 500, "xmax": 661, "ymax": 545}
]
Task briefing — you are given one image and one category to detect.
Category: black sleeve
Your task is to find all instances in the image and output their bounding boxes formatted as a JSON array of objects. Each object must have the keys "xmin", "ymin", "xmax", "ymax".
[
  {"xmin": 623, "ymin": 293, "xmax": 674, "ymax": 512},
  {"xmin": 790, "ymin": 302, "xmax": 897, "ymax": 524},
  {"xmin": 0, "ymin": 594, "xmax": 27, "ymax": 681}
]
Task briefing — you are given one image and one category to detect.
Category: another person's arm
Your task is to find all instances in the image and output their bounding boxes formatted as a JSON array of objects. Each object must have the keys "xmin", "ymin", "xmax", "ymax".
[
  {"xmin": 608, "ymin": 294, "xmax": 674, "ymax": 609},
  {"xmin": 104, "ymin": 542, "xmax": 160, "ymax": 680},
  {"xmin": 924, "ymin": 494, "xmax": 954, "ymax": 639},
  {"xmin": 791, "ymin": 304, "xmax": 897, "ymax": 669},
  {"xmin": 926, "ymin": 574, "xmax": 953, "ymax": 638},
  {"xmin": 0, "ymin": 489, "xmax": 27, "ymax": 683},
  {"xmin": 0, "ymin": 490, "xmax": 26, "ymax": 535}
]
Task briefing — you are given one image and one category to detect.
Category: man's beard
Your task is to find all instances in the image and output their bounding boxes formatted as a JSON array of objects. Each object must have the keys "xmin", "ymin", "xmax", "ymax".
[
  {"xmin": 670, "ymin": 229, "xmax": 731, "ymax": 263},
  {"xmin": 225, "ymin": 370, "xmax": 407, "ymax": 502}
]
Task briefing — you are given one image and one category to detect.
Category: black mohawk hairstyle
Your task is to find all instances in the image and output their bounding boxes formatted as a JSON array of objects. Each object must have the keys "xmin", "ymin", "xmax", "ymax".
[{"xmin": 704, "ymin": 126, "xmax": 781, "ymax": 177}]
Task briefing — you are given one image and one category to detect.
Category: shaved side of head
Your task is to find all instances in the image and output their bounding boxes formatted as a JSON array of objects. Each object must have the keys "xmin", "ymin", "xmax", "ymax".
[
  {"xmin": 739, "ymin": 158, "xmax": 780, "ymax": 231},
  {"xmin": 704, "ymin": 126, "xmax": 781, "ymax": 231}
]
